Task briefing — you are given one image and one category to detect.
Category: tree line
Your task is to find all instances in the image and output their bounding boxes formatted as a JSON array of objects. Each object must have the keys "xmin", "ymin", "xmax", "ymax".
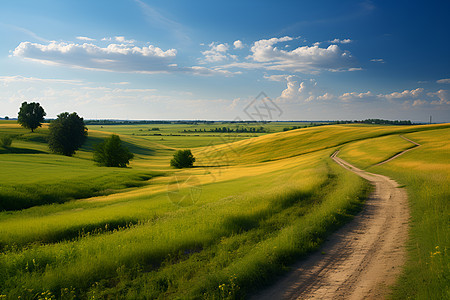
[
  {"xmin": 14, "ymin": 102, "xmax": 133, "ymax": 167},
  {"xmin": 182, "ymin": 126, "xmax": 268, "ymax": 133},
  {"xmin": 335, "ymin": 119, "xmax": 413, "ymax": 125},
  {"xmin": 13, "ymin": 102, "xmax": 193, "ymax": 169}
]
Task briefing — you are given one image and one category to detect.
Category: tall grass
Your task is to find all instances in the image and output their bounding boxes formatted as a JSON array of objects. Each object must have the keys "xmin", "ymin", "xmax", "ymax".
[
  {"xmin": 0, "ymin": 149, "xmax": 369, "ymax": 298},
  {"xmin": 340, "ymin": 127, "xmax": 449, "ymax": 299}
]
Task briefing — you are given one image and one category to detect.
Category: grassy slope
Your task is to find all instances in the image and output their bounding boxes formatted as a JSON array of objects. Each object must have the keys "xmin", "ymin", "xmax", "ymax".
[
  {"xmin": 0, "ymin": 122, "xmax": 448, "ymax": 298},
  {"xmin": 194, "ymin": 123, "xmax": 450, "ymax": 166},
  {"xmin": 0, "ymin": 123, "xmax": 372, "ymax": 299},
  {"xmin": 0, "ymin": 124, "xmax": 163, "ymax": 211},
  {"xmin": 339, "ymin": 128, "xmax": 449, "ymax": 299}
]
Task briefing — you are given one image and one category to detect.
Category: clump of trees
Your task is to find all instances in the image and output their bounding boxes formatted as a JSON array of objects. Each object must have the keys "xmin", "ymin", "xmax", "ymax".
[
  {"xmin": 94, "ymin": 135, "xmax": 134, "ymax": 168},
  {"xmin": 48, "ymin": 112, "xmax": 88, "ymax": 156},
  {"xmin": 170, "ymin": 150, "xmax": 195, "ymax": 168},
  {"xmin": 17, "ymin": 102, "xmax": 46, "ymax": 132},
  {"xmin": 182, "ymin": 126, "xmax": 267, "ymax": 133},
  {"xmin": 335, "ymin": 119, "xmax": 413, "ymax": 125}
]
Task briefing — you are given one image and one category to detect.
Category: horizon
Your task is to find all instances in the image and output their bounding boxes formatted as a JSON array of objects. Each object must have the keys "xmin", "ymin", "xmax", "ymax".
[{"xmin": 1, "ymin": 0, "xmax": 449, "ymax": 123}]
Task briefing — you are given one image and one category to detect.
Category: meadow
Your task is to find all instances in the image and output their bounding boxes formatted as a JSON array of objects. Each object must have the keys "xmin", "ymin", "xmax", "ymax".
[
  {"xmin": 339, "ymin": 127, "xmax": 450, "ymax": 299},
  {"xmin": 0, "ymin": 121, "xmax": 448, "ymax": 298}
]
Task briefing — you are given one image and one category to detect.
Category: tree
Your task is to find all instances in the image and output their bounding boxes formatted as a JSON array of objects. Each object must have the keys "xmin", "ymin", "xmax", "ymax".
[
  {"xmin": 93, "ymin": 135, "xmax": 134, "ymax": 167},
  {"xmin": 170, "ymin": 149, "xmax": 195, "ymax": 168},
  {"xmin": 48, "ymin": 112, "xmax": 87, "ymax": 156},
  {"xmin": 17, "ymin": 102, "xmax": 46, "ymax": 132}
]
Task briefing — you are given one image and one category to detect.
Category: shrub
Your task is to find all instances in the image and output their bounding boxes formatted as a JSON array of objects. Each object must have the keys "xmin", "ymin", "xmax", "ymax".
[
  {"xmin": 170, "ymin": 149, "xmax": 195, "ymax": 168},
  {"xmin": 94, "ymin": 135, "xmax": 134, "ymax": 168},
  {"xmin": 0, "ymin": 135, "xmax": 12, "ymax": 147}
]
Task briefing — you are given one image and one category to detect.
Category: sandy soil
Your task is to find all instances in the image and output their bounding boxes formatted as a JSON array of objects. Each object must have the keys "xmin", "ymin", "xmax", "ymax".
[{"xmin": 253, "ymin": 150, "xmax": 410, "ymax": 300}]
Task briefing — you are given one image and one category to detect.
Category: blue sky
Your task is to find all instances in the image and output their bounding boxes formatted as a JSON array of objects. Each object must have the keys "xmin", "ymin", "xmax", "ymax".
[{"xmin": 1, "ymin": 0, "xmax": 449, "ymax": 122}]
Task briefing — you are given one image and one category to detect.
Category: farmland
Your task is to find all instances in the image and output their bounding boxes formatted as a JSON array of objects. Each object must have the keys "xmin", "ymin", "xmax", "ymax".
[{"xmin": 0, "ymin": 121, "xmax": 448, "ymax": 299}]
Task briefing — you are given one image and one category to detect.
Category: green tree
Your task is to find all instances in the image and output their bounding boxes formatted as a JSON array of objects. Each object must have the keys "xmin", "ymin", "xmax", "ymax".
[
  {"xmin": 93, "ymin": 135, "xmax": 134, "ymax": 167},
  {"xmin": 48, "ymin": 112, "xmax": 87, "ymax": 156},
  {"xmin": 170, "ymin": 149, "xmax": 195, "ymax": 168},
  {"xmin": 17, "ymin": 102, "xmax": 46, "ymax": 132}
]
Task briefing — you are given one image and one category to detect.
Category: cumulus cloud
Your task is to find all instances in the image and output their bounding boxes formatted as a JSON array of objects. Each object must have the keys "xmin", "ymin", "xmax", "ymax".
[
  {"xmin": 339, "ymin": 91, "xmax": 374, "ymax": 102},
  {"xmin": 201, "ymin": 42, "xmax": 237, "ymax": 63},
  {"xmin": 370, "ymin": 58, "xmax": 385, "ymax": 63},
  {"xmin": 101, "ymin": 36, "xmax": 136, "ymax": 44},
  {"xmin": 316, "ymin": 92, "xmax": 334, "ymax": 101},
  {"xmin": 437, "ymin": 78, "xmax": 450, "ymax": 84},
  {"xmin": 244, "ymin": 36, "xmax": 356, "ymax": 73},
  {"xmin": 277, "ymin": 75, "xmax": 318, "ymax": 102},
  {"xmin": 13, "ymin": 41, "xmax": 177, "ymax": 73},
  {"xmin": 329, "ymin": 38, "xmax": 352, "ymax": 44},
  {"xmin": 380, "ymin": 88, "xmax": 424, "ymax": 100},
  {"xmin": 428, "ymin": 89, "xmax": 450, "ymax": 105},
  {"xmin": 233, "ymin": 40, "xmax": 244, "ymax": 49}
]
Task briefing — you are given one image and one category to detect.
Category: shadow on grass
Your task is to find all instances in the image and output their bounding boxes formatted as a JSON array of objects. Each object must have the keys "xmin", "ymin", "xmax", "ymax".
[
  {"xmin": 81, "ymin": 136, "xmax": 156, "ymax": 156},
  {"xmin": 0, "ymin": 147, "xmax": 47, "ymax": 154}
]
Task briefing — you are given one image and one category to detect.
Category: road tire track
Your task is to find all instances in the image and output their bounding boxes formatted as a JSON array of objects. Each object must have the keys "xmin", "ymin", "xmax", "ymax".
[{"xmin": 253, "ymin": 149, "xmax": 412, "ymax": 300}]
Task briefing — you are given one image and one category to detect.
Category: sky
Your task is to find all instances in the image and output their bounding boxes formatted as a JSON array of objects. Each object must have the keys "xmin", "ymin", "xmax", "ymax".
[{"xmin": 0, "ymin": 0, "xmax": 449, "ymax": 122}]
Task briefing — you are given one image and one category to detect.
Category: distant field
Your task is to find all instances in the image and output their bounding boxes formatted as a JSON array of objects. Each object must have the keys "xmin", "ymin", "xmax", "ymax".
[{"xmin": 0, "ymin": 121, "xmax": 448, "ymax": 298}]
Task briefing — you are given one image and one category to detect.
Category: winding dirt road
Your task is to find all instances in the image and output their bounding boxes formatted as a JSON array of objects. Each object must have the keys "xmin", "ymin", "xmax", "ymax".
[{"xmin": 254, "ymin": 149, "xmax": 411, "ymax": 299}]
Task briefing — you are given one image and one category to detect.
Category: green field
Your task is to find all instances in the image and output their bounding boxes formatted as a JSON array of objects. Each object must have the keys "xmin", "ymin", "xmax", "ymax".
[{"xmin": 0, "ymin": 121, "xmax": 448, "ymax": 299}]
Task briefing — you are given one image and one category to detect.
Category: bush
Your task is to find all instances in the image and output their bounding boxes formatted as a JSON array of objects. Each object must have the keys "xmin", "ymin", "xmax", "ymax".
[
  {"xmin": 170, "ymin": 149, "xmax": 195, "ymax": 168},
  {"xmin": 94, "ymin": 135, "xmax": 134, "ymax": 168},
  {"xmin": 0, "ymin": 135, "xmax": 12, "ymax": 147}
]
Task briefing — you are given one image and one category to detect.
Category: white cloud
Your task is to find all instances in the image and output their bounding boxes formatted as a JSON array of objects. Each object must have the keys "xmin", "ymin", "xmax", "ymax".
[
  {"xmin": 412, "ymin": 99, "xmax": 426, "ymax": 106},
  {"xmin": 277, "ymin": 75, "xmax": 318, "ymax": 102},
  {"xmin": 13, "ymin": 41, "xmax": 177, "ymax": 73},
  {"xmin": 201, "ymin": 42, "xmax": 236, "ymax": 63},
  {"xmin": 114, "ymin": 36, "xmax": 135, "ymax": 44},
  {"xmin": 12, "ymin": 40, "xmax": 235, "ymax": 76},
  {"xmin": 380, "ymin": 88, "xmax": 424, "ymax": 100},
  {"xmin": 339, "ymin": 91, "xmax": 374, "ymax": 102},
  {"xmin": 228, "ymin": 97, "xmax": 241, "ymax": 110},
  {"xmin": 437, "ymin": 78, "xmax": 450, "ymax": 84},
  {"xmin": 247, "ymin": 36, "xmax": 356, "ymax": 73},
  {"xmin": 317, "ymin": 92, "xmax": 334, "ymax": 100},
  {"xmin": 329, "ymin": 38, "xmax": 352, "ymax": 44},
  {"xmin": 76, "ymin": 36, "xmax": 95, "ymax": 41},
  {"xmin": 263, "ymin": 74, "xmax": 288, "ymax": 82},
  {"xmin": 0, "ymin": 75, "xmax": 83, "ymax": 85},
  {"xmin": 370, "ymin": 58, "xmax": 385, "ymax": 63},
  {"xmin": 428, "ymin": 89, "xmax": 450, "ymax": 105},
  {"xmin": 233, "ymin": 40, "xmax": 244, "ymax": 49}
]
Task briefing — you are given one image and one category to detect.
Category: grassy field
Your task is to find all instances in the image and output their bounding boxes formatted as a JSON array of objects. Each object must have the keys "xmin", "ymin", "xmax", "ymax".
[
  {"xmin": 339, "ymin": 127, "xmax": 450, "ymax": 299},
  {"xmin": 0, "ymin": 121, "xmax": 448, "ymax": 298}
]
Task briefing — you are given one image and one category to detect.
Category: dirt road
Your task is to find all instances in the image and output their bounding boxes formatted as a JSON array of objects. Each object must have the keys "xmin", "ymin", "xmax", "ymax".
[{"xmin": 254, "ymin": 151, "xmax": 410, "ymax": 299}]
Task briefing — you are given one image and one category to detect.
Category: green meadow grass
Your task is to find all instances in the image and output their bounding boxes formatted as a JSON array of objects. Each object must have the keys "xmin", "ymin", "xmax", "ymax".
[
  {"xmin": 0, "ymin": 150, "xmax": 369, "ymax": 299},
  {"xmin": 338, "ymin": 134, "xmax": 416, "ymax": 169},
  {"xmin": 0, "ymin": 125, "xmax": 162, "ymax": 211},
  {"xmin": 339, "ymin": 127, "xmax": 450, "ymax": 299},
  {"xmin": 194, "ymin": 123, "xmax": 450, "ymax": 167},
  {"xmin": 0, "ymin": 122, "xmax": 448, "ymax": 298}
]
